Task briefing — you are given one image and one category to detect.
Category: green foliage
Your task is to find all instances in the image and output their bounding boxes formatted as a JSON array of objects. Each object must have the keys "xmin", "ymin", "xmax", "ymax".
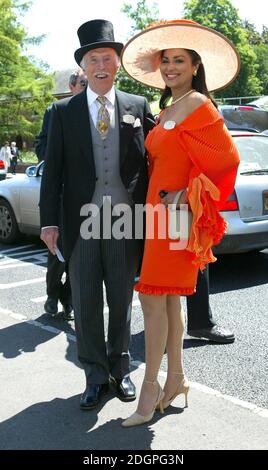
[
  {"xmin": 0, "ymin": 0, "xmax": 54, "ymax": 145},
  {"xmin": 117, "ymin": 0, "xmax": 160, "ymax": 102},
  {"xmin": 115, "ymin": 67, "xmax": 159, "ymax": 102},
  {"xmin": 183, "ymin": 0, "xmax": 263, "ymax": 97},
  {"xmin": 121, "ymin": 0, "xmax": 158, "ymax": 34},
  {"xmin": 19, "ymin": 150, "xmax": 38, "ymax": 163},
  {"xmin": 243, "ymin": 21, "xmax": 268, "ymax": 95},
  {"xmin": 253, "ymin": 44, "xmax": 268, "ymax": 95}
]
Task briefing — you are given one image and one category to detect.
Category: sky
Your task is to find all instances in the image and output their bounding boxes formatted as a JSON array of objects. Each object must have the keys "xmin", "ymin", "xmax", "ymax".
[{"xmin": 21, "ymin": 0, "xmax": 267, "ymax": 71}]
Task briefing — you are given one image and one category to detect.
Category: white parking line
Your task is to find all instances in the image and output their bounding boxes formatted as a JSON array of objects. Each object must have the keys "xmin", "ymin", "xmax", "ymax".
[
  {"xmin": 0, "ymin": 276, "xmax": 45, "ymax": 289},
  {"xmin": 0, "ymin": 306, "xmax": 27, "ymax": 320},
  {"xmin": 0, "ymin": 244, "xmax": 36, "ymax": 254},
  {"xmin": 0, "ymin": 258, "xmax": 47, "ymax": 270},
  {"xmin": 0, "ymin": 249, "xmax": 47, "ymax": 263},
  {"xmin": 31, "ymin": 295, "xmax": 47, "ymax": 303}
]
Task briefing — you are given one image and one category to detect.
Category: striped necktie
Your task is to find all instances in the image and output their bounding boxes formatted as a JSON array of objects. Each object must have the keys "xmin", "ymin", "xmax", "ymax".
[{"xmin": 96, "ymin": 96, "xmax": 110, "ymax": 140}]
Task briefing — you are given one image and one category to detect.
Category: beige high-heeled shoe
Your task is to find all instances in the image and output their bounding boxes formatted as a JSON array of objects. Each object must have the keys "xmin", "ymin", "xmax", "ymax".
[
  {"xmin": 121, "ymin": 380, "xmax": 165, "ymax": 428},
  {"xmin": 161, "ymin": 372, "xmax": 190, "ymax": 410}
]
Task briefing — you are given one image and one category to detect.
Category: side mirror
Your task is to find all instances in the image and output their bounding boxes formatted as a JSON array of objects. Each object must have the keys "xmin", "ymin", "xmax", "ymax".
[
  {"xmin": 26, "ymin": 166, "xmax": 37, "ymax": 177},
  {"xmin": 36, "ymin": 160, "xmax": 44, "ymax": 177}
]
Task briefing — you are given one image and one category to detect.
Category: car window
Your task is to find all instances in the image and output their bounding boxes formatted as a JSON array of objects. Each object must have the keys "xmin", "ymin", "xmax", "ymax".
[
  {"xmin": 234, "ymin": 136, "xmax": 268, "ymax": 172},
  {"xmin": 220, "ymin": 107, "xmax": 268, "ymax": 132}
]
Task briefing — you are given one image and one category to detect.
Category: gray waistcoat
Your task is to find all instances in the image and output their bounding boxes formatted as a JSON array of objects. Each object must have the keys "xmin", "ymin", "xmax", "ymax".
[{"xmin": 89, "ymin": 103, "xmax": 132, "ymax": 208}]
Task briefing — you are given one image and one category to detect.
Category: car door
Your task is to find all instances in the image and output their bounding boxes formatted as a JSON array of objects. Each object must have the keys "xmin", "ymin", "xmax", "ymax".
[
  {"xmin": 234, "ymin": 135, "xmax": 268, "ymax": 221},
  {"xmin": 19, "ymin": 163, "xmax": 44, "ymax": 229}
]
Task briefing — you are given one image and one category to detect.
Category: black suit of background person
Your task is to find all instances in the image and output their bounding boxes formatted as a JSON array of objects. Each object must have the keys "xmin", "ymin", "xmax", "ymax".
[{"xmin": 35, "ymin": 70, "xmax": 87, "ymax": 320}]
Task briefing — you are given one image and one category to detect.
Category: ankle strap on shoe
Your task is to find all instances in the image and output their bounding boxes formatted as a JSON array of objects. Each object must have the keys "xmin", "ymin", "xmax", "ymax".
[{"xmin": 144, "ymin": 379, "xmax": 157, "ymax": 385}]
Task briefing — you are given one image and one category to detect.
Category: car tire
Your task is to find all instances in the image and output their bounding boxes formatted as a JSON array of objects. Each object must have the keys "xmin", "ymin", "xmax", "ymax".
[
  {"xmin": 0, "ymin": 175, "xmax": 6, "ymax": 181},
  {"xmin": 0, "ymin": 199, "xmax": 21, "ymax": 243}
]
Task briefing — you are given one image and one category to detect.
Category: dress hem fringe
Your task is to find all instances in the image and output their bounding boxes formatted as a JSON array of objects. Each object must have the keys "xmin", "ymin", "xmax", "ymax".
[{"xmin": 134, "ymin": 283, "xmax": 195, "ymax": 296}]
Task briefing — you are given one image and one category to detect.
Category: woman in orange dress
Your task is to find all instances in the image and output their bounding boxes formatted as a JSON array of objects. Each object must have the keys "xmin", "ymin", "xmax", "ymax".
[{"xmin": 121, "ymin": 20, "xmax": 240, "ymax": 427}]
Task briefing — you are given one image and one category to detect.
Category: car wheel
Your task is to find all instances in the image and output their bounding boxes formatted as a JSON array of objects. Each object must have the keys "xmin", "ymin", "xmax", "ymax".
[{"xmin": 0, "ymin": 199, "xmax": 21, "ymax": 243}]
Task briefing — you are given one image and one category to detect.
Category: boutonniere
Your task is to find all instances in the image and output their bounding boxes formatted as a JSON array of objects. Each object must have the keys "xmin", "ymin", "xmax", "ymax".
[{"xmin": 122, "ymin": 114, "xmax": 135, "ymax": 125}]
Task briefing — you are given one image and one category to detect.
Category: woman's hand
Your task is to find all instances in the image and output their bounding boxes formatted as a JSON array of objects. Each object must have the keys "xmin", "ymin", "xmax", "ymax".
[{"xmin": 159, "ymin": 189, "xmax": 187, "ymax": 207}]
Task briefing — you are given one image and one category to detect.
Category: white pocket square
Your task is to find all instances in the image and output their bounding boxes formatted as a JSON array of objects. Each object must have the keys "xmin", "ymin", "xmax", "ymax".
[
  {"xmin": 134, "ymin": 118, "xmax": 141, "ymax": 128},
  {"xmin": 122, "ymin": 114, "xmax": 135, "ymax": 125}
]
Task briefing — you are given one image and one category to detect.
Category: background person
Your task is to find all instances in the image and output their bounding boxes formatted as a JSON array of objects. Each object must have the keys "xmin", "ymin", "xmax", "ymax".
[
  {"xmin": 10, "ymin": 141, "xmax": 19, "ymax": 175},
  {"xmin": 0, "ymin": 142, "xmax": 11, "ymax": 173}
]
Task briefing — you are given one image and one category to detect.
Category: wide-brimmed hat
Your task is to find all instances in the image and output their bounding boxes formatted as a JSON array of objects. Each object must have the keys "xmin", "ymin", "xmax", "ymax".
[
  {"xmin": 121, "ymin": 19, "xmax": 240, "ymax": 92},
  {"xmin": 74, "ymin": 19, "xmax": 123, "ymax": 66}
]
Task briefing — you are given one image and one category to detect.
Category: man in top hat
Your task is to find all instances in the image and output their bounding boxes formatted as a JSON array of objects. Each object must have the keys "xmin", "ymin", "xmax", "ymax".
[
  {"xmin": 35, "ymin": 68, "xmax": 87, "ymax": 322},
  {"xmin": 39, "ymin": 19, "xmax": 154, "ymax": 409}
]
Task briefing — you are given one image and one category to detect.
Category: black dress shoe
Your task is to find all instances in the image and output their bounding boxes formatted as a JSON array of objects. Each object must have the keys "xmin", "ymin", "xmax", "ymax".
[
  {"xmin": 80, "ymin": 383, "xmax": 109, "ymax": 410},
  {"xmin": 44, "ymin": 297, "xmax": 58, "ymax": 315},
  {"xmin": 62, "ymin": 304, "xmax": 74, "ymax": 321},
  {"xmin": 110, "ymin": 376, "xmax": 136, "ymax": 402},
  {"xmin": 188, "ymin": 325, "xmax": 235, "ymax": 344}
]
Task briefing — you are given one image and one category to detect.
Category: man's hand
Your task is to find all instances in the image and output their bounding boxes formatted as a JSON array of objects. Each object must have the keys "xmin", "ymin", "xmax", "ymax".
[{"xmin": 40, "ymin": 227, "xmax": 59, "ymax": 255}]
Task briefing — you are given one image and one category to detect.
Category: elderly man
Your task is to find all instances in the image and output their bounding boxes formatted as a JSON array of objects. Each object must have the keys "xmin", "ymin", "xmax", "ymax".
[
  {"xmin": 36, "ymin": 69, "xmax": 87, "ymax": 321},
  {"xmin": 40, "ymin": 19, "xmax": 154, "ymax": 409}
]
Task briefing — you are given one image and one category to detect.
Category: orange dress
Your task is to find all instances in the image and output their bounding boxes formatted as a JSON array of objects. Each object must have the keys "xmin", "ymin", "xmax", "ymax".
[{"xmin": 135, "ymin": 100, "xmax": 240, "ymax": 296}]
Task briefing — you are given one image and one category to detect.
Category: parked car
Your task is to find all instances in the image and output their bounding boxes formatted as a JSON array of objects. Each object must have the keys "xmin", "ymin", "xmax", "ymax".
[
  {"xmin": 247, "ymin": 96, "xmax": 268, "ymax": 111},
  {"xmin": 1, "ymin": 133, "xmax": 268, "ymax": 254},
  {"xmin": 0, "ymin": 159, "xmax": 7, "ymax": 181},
  {"xmin": 0, "ymin": 161, "xmax": 43, "ymax": 243},
  {"xmin": 219, "ymin": 105, "xmax": 268, "ymax": 133},
  {"xmin": 214, "ymin": 132, "xmax": 268, "ymax": 254}
]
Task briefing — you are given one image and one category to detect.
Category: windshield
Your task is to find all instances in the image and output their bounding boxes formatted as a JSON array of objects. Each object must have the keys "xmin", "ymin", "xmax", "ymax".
[
  {"xmin": 234, "ymin": 136, "xmax": 268, "ymax": 173},
  {"xmin": 221, "ymin": 107, "xmax": 268, "ymax": 132}
]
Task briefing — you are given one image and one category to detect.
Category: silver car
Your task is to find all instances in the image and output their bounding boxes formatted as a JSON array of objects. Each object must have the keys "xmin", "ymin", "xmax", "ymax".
[
  {"xmin": 214, "ymin": 132, "xmax": 268, "ymax": 254},
  {"xmin": 0, "ymin": 161, "xmax": 43, "ymax": 243},
  {"xmin": 0, "ymin": 135, "xmax": 268, "ymax": 253}
]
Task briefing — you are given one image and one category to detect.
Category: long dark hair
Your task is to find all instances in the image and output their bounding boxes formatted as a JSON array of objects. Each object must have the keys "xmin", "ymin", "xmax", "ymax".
[{"xmin": 159, "ymin": 49, "xmax": 217, "ymax": 109}]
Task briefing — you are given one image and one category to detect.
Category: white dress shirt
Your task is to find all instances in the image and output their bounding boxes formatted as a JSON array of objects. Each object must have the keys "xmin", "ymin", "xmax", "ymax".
[{"xmin": 86, "ymin": 85, "xmax": 116, "ymax": 127}]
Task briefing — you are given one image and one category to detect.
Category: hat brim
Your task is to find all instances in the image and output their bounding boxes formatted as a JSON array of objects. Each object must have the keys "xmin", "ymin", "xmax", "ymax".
[
  {"xmin": 121, "ymin": 22, "xmax": 240, "ymax": 92},
  {"xmin": 75, "ymin": 41, "xmax": 123, "ymax": 65}
]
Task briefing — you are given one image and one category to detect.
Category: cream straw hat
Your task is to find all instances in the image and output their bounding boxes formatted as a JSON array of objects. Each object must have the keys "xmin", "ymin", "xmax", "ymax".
[{"xmin": 121, "ymin": 19, "xmax": 240, "ymax": 92}]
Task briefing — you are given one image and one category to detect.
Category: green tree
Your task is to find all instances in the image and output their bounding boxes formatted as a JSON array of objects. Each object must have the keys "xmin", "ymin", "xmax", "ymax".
[
  {"xmin": 253, "ymin": 44, "xmax": 268, "ymax": 95},
  {"xmin": 116, "ymin": 0, "xmax": 159, "ymax": 102},
  {"xmin": 243, "ymin": 21, "xmax": 268, "ymax": 96},
  {"xmin": 183, "ymin": 0, "xmax": 262, "ymax": 98},
  {"xmin": 0, "ymin": 0, "xmax": 54, "ymax": 145}
]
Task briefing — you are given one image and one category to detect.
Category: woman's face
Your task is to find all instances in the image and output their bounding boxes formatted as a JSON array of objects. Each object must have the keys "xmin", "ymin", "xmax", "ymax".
[{"xmin": 160, "ymin": 48, "xmax": 197, "ymax": 90}]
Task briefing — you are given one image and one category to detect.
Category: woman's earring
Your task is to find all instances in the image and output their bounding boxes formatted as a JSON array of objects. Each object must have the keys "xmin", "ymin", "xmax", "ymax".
[{"xmin": 193, "ymin": 70, "xmax": 197, "ymax": 76}]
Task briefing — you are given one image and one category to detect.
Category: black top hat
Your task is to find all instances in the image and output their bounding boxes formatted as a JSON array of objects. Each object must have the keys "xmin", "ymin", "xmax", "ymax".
[{"xmin": 74, "ymin": 19, "xmax": 123, "ymax": 65}]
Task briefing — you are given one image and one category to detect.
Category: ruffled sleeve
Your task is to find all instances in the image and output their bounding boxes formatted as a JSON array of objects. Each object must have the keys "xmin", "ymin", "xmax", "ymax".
[{"xmin": 177, "ymin": 101, "xmax": 240, "ymax": 269}]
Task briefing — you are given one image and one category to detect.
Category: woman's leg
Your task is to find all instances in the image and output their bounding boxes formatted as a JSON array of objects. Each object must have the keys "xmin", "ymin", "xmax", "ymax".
[
  {"xmin": 164, "ymin": 295, "xmax": 186, "ymax": 399},
  {"xmin": 136, "ymin": 293, "xmax": 168, "ymax": 416}
]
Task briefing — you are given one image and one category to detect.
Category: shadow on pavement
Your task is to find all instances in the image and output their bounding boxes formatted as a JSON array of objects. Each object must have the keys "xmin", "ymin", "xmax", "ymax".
[
  {"xmin": 0, "ymin": 394, "xmax": 155, "ymax": 450},
  {"xmin": 210, "ymin": 250, "xmax": 268, "ymax": 294}
]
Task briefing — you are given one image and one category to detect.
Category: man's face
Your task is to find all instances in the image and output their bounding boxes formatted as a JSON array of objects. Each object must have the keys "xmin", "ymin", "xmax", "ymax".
[
  {"xmin": 69, "ymin": 71, "xmax": 88, "ymax": 95},
  {"xmin": 82, "ymin": 48, "xmax": 120, "ymax": 95}
]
